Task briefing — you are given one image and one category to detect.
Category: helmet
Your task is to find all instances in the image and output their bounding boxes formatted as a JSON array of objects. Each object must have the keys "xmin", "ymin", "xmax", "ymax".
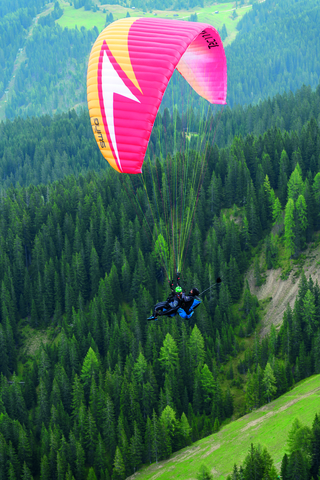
[
  {"xmin": 175, "ymin": 286, "xmax": 182, "ymax": 293},
  {"xmin": 192, "ymin": 287, "xmax": 200, "ymax": 296}
]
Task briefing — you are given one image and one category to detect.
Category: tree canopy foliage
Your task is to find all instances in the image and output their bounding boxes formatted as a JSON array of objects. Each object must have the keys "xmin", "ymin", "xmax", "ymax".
[{"xmin": 0, "ymin": 77, "xmax": 320, "ymax": 478}]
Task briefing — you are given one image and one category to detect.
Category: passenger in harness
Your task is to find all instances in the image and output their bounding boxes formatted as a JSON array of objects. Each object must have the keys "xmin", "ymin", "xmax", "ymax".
[{"xmin": 147, "ymin": 275, "xmax": 201, "ymax": 321}]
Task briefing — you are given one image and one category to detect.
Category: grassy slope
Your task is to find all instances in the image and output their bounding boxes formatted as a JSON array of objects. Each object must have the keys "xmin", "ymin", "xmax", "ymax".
[
  {"xmin": 128, "ymin": 375, "xmax": 320, "ymax": 480},
  {"xmin": 56, "ymin": 0, "xmax": 251, "ymax": 38}
]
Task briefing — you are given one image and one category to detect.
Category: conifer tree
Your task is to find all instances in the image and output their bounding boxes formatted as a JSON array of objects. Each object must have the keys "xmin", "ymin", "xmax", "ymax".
[
  {"xmin": 81, "ymin": 347, "xmax": 100, "ymax": 395},
  {"xmin": 287, "ymin": 450, "xmax": 307, "ymax": 480},
  {"xmin": 151, "ymin": 409, "xmax": 161, "ymax": 463},
  {"xmin": 295, "ymin": 194, "xmax": 308, "ymax": 252},
  {"xmin": 302, "ymin": 289, "xmax": 316, "ymax": 341},
  {"xmin": 262, "ymin": 363, "xmax": 277, "ymax": 403},
  {"xmin": 179, "ymin": 412, "xmax": 191, "ymax": 447},
  {"xmin": 0, "ymin": 324, "xmax": 9, "ymax": 376},
  {"xmin": 200, "ymin": 364, "xmax": 215, "ymax": 414},
  {"xmin": 196, "ymin": 464, "xmax": 213, "ymax": 480},
  {"xmin": 144, "ymin": 416, "xmax": 153, "ymax": 464},
  {"xmin": 40, "ymin": 454, "xmax": 50, "ymax": 480},
  {"xmin": 87, "ymin": 468, "xmax": 97, "ymax": 480},
  {"xmin": 113, "ymin": 446, "xmax": 126, "ymax": 480},
  {"xmin": 284, "ymin": 198, "xmax": 295, "ymax": 257},
  {"xmin": 0, "ymin": 432, "xmax": 7, "ymax": 480},
  {"xmin": 188, "ymin": 325, "xmax": 205, "ymax": 371},
  {"xmin": 22, "ymin": 462, "xmax": 33, "ymax": 480},
  {"xmin": 85, "ymin": 409, "xmax": 98, "ymax": 465},
  {"xmin": 287, "ymin": 164, "xmax": 304, "ymax": 202},
  {"xmin": 130, "ymin": 421, "xmax": 143, "ymax": 473},
  {"xmin": 213, "ymin": 417, "xmax": 220, "ymax": 433},
  {"xmin": 37, "ymin": 379, "xmax": 50, "ymax": 429},
  {"xmin": 75, "ymin": 442, "xmax": 86, "ymax": 480},
  {"xmin": 159, "ymin": 333, "xmax": 179, "ymax": 376},
  {"xmin": 281, "ymin": 453, "xmax": 289, "ymax": 480}
]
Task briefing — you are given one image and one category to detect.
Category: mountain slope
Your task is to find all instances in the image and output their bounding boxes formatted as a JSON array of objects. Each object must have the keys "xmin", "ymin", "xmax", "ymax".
[
  {"xmin": 3, "ymin": 0, "xmax": 320, "ymax": 118},
  {"xmin": 247, "ymin": 240, "xmax": 320, "ymax": 337},
  {"xmin": 128, "ymin": 375, "xmax": 320, "ymax": 480},
  {"xmin": 225, "ymin": 0, "xmax": 320, "ymax": 107}
]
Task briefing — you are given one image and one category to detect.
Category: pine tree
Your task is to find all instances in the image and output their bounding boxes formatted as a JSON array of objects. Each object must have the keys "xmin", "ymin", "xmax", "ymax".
[
  {"xmin": 287, "ymin": 450, "xmax": 307, "ymax": 480},
  {"xmin": 87, "ymin": 467, "xmax": 97, "ymax": 480},
  {"xmin": 314, "ymin": 331, "xmax": 320, "ymax": 374},
  {"xmin": 151, "ymin": 409, "xmax": 161, "ymax": 463},
  {"xmin": 245, "ymin": 369, "xmax": 255, "ymax": 412},
  {"xmin": 144, "ymin": 416, "xmax": 153, "ymax": 464},
  {"xmin": 284, "ymin": 198, "xmax": 295, "ymax": 257},
  {"xmin": 117, "ymin": 414, "xmax": 130, "ymax": 475},
  {"xmin": 113, "ymin": 446, "xmax": 126, "ymax": 480},
  {"xmin": 200, "ymin": 364, "xmax": 216, "ymax": 414},
  {"xmin": 262, "ymin": 363, "xmax": 277, "ymax": 403},
  {"xmin": 37, "ymin": 379, "xmax": 50, "ymax": 429},
  {"xmin": 179, "ymin": 412, "xmax": 191, "ymax": 447},
  {"xmin": 21, "ymin": 462, "xmax": 33, "ymax": 480},
  {"xmin": 90, "ymin": 246, "xmax": 100, "ymax": 298},
  {"xmin": 281, "ymin": 453, "xmax": 289, "ymax": 480},
  {"xmin": 254, "ymin": 256, "xmax": 262, "ymax": 287},
  {"xmin": 130, "ymin": 421, "xmax": 143, "ymax": 473},
  {"xmin": 85, "ymin": 409, "xmax": 98, "ymax": 465},
  {"xmin": 8, "ymin": 462, "xmax": 17, "ymax": 480},
  {"xmin": 75, "ymin": 441, "xmax": 86, "ymax": 480},
  {"xmin": 287, "ymin": 164, "xmax": 304, "ymax": 202},
  {"xmin": 103, "ymin": 394, "xmax": 116, "ymax": 456},
  {"xmin": 0, "ymin": 432, "xmax": 7, "ymax": 480},
  {"xmin": 17, "ymin": 425, "xmax": 32, "ymax": 471},
  {"xmin": 295, "ymin": 195, "xmax": 308, "ymax": 253},
  {"xmin": 40, "ymin": 454, "xmax": 50, "ymax": 480},
  {"xmin": 0, "ymin": 324, "xmax": 9, "ymax": 376},
  {"xmin": 159, "ymin": 333, "xmax": 179, "ymax": 376},
  {"xmin": 196, "ymin": 464, "xmax": 214, "ymax": 480},
  {"xmin": 81, "ymin": 347, "xmax": 100, "ymax": 395},
  {"xmin": 272, "ymin": 197, "xmax": 283, "ymax": 230},
  {"xmin": 310, "ymin": 414, "xmax": 320, "ymax": 479},
  {"xmin": 71, "ymin": 374, "xmax": 85, "ymax": 421},
  {"xmin": 188, "ymin": 325, "xmax": 205, "ymax": 371},
  {"xmin": 302, "ymin": 289, "xmax": 316, "ymax": 341},
  {"xmin": 93, "ymin": 433, "xmax": 107, "ymax": 475}
]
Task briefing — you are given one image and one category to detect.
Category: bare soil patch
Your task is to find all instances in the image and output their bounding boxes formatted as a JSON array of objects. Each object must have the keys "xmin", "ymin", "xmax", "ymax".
[
  {"xmin": 201, "ymin": 443, "xmax": 221, "ymax": 458},
  {"xmin": 175, "ymin": 445, "xmax": 201, "ymax": 463},
  {"xmin": 246, "ymin": 243, "xmax": 320, "ymax": 337},
  {"xmin": 241, "ymin": 411, "xmax": 274, "ymax": 432}
]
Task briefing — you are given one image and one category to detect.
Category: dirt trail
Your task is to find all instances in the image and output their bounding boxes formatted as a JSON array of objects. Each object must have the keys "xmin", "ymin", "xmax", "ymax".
[
  {"xmin": 241, "ymin": 385, "xmax": 320, "ymax": 432},
  {"xmin": 246, "ymin": 243, "xmax": 320, "ymax": 337}
]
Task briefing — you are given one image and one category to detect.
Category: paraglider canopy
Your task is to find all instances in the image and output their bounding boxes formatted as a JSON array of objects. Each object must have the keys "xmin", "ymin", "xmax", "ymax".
[{"xmin": 87, "ymin": 17, "xmax": 227, "ymax": 174}]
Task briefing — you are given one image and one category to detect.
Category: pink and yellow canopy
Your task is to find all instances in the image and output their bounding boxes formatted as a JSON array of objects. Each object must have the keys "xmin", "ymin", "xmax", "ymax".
[{"xmin": 87, "ymin": 18, "xmax": 227, "ymax": 174}]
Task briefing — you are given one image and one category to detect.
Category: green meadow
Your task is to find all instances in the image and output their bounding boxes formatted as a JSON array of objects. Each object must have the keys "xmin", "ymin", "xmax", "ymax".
[
  {"xmin": 127, "ymin": 375, "xmax": 320, "ymax": 480},
  {"xmin": 56, "ymin": 0, "xmax": 251, "ymax": 40}
]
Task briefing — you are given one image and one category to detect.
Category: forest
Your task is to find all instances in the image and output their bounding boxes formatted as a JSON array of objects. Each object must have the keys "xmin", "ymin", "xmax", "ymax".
[
  {"xmin": 0, "ymin": 76, "xmax": 320, "ymax": 478},
  {"xmin": 1, "ymin": 82, "xmax": 320, "ymax": 192},
  {"xmin": 1, "ymin": 0, "xmax": 320, "ymax": 118}
]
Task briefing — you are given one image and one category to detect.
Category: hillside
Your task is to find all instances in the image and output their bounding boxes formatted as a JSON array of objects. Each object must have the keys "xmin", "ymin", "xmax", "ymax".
[
  {"xmin": 1, "ymin": 0, "xmax": 249, "ymax": 119},
  {"xmin": 2, "ymin": 0, "xmax": 320, "ymax": 118},
  {"xmin": 127, "ymin": 375, "xmax": 320, "ymax": 479},
  {"xmin": 247, "ymin": 240, "xmax": 320, "ymax": 337}
]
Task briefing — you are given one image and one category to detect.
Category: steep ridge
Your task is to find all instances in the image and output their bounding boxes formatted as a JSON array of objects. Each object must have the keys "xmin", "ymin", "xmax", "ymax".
[{"xmin": 247, "ymin": 242, "xmax": 320, "ymax": 337}]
